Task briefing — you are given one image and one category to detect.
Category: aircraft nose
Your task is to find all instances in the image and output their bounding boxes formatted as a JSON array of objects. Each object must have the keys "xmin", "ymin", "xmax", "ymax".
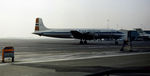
[
  {"xmin": 32, "ymin": 32, "xmax": 43, "ymax": 36},
  {"xmin": 32, "ymin": 32, "xmax": 38, "ymax": 34}
]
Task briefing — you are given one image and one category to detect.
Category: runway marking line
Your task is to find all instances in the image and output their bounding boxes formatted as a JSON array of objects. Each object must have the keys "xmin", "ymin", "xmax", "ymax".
[{"xmin": 15, "ymin": 52, "xmax": 150, "ymax": 64}]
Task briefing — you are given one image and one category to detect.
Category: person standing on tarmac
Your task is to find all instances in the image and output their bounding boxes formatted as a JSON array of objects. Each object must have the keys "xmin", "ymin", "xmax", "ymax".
[{"xmin": 120, "ymin": 40, "xmax": 128, "ymax": 51}]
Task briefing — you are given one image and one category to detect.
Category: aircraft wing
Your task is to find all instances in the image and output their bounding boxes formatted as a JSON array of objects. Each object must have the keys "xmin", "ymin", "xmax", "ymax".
[{"xmin": 70, "ymin": 30, "xmax": 94, "ymax": 40}]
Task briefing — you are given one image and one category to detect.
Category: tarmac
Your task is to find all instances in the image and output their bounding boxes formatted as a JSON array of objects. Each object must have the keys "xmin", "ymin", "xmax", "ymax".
[{"xmin": 0, "ymin": 39, "xmax": 150, "ymax": 76}]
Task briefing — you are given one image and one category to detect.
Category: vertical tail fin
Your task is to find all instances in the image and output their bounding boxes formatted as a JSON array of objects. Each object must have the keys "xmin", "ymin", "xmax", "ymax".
[{"xmin": 35, "ymin": 18, "xmax": 48, "ymax": 31}]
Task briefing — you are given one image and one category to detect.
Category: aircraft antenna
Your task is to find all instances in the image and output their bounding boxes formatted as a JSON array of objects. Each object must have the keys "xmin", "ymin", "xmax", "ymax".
[{"xmin": 107, "ymin": 19, "xmax": 110, "ymax": 29}]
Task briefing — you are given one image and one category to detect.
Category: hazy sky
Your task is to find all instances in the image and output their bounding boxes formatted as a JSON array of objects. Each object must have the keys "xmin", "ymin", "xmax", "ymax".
[{"xmin": 0, "ymin": 0, "xmax": 150, "ymax": 38}]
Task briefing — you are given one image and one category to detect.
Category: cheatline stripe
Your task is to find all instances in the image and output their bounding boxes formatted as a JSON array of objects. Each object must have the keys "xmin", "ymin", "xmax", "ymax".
[{"xmin": 35, "ymin": 24, "xmax": 39, "ymax": 25}]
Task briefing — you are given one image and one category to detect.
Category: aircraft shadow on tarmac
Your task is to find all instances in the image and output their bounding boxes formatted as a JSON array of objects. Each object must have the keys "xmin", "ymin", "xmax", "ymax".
[
  {"xmin": 14, "ymin": 63, "xmax": 150, "ymax": 76},
  {"xmin": 14, "ymin": 63, "xmax": 113, "ymax": 73}
]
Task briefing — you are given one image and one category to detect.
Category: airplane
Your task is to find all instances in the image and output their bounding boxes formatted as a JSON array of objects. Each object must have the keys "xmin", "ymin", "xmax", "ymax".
[
  {"xmin": 135, "ymin": 28, "xmax": 150, "ymax": 40},
  {"xmin": 33, "ymin": 18, "xmax": 125, "ymax": 44}
]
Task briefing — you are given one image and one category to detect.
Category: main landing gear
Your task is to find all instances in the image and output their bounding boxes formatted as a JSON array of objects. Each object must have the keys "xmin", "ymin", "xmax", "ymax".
[
  {"xmin": 80, "ymin": 40, "xmax": 87, "ymax": 44},
  {"xmin": 80, "ymin": 40, "xmax": 83, "ymax": 44}
]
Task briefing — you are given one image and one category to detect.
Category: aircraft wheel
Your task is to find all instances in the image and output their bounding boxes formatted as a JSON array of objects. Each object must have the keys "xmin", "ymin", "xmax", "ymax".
[
  {"xmin": 84, "ymin": 40, "xmax": 87, "ymax": 44},
  {"xmin": 80, "ymin": 41, "xmax": 83, "ymax": 44}
]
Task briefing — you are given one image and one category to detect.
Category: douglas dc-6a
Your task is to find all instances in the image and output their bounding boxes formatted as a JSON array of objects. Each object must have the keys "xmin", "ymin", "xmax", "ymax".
[{"xmin": 33, "ymin": 18, "xmax": 125, "ymax": 44}]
